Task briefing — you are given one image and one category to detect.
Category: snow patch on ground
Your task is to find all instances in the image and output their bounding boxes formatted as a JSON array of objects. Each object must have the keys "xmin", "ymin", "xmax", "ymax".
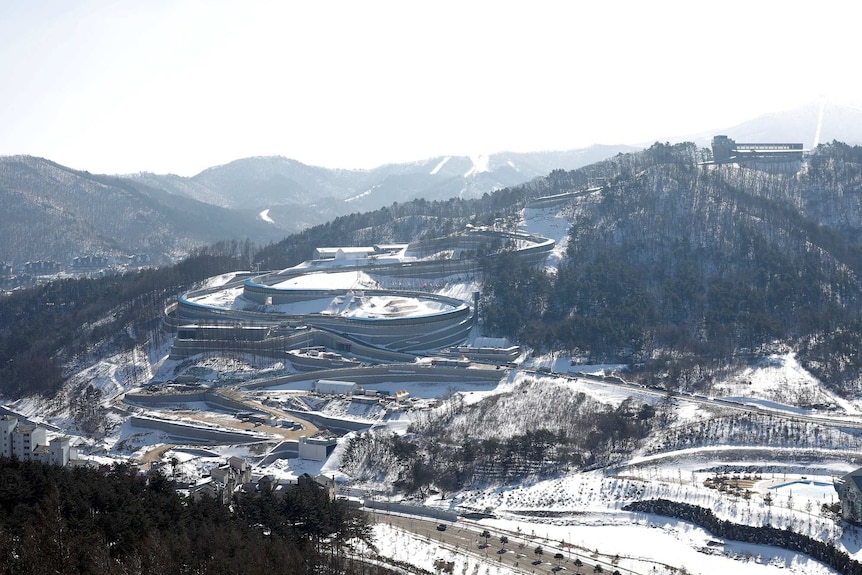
[
  {"xmin": 271, "ymin": 270, "xmax": 380, "ymax": 290},
  {"xmin": 478, "ymin": 516, "xmax": 837, "ymax": 575},
  {"xmin": 430, "ymin": 156, "xmax": 451, "ymax": 175},
  {"xmin": 373, "ymin": 523, "xmax": 521, "ymax": 575},
  {"xmin": 203, "ymin": 272, "xmax": 243, "ymax": 288},
  {"xmin": 715, "ymin": 352, "xmax": 853, "ymax": 413},
  {"xmin": 258, "ymin": 208, "xmax": 275, "ymax": 223},
  {"xmin": 345, "ymin": 184, "xmax": 379, "ymax": 203},
  {"xmin": 464, "ymin": 154, "xmax": 490, "ymax": 177},
  {"xmin": 520, "ymin": 206, "xmax": 571, "ymax": 274}
]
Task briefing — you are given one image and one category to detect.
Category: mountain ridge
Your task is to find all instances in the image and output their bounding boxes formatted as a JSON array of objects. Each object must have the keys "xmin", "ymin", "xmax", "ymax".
[
  {"xmin": 0, "ymin": 155, "xmax": 285, "ymax": 268},
  {"xmin": 126, "ymin": 144, "xmax": 639, "ymax": 219},
  {"xmin": 4, "ymin": 102, "xmax": 862, "ymax": 273}
]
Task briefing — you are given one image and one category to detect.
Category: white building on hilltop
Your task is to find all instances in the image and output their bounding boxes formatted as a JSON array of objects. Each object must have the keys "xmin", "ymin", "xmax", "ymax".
[{"xmin": 0, "ymin": 415, "xmax": 70, "ymax": 466}]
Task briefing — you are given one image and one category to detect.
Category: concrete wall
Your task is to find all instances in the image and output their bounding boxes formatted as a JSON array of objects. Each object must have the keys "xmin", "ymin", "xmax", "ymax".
[
  {"xmin": 245, "ymin": 363, "xmax": 506, "ymax": 390},
  {"xmin": 363, "ymin": 499, "xmax": 459, "ymax": 523},
  {"xmin": 279, "ymin": 409, "xmax": 372, "ymax": 433},
  {"xmin": 124, "ymin": 391, "xmax": 265, "ymax": 416},
  {"xmin": 129, "ymin": 416, "xmax": 265, "ymax": 445},
  {"xmin": 169, "ymin": 326, "xmax": 416, "ymax": 363},
  {"xmin": 258, "ymin": 440, "xmax": 299, "ymax": 466}
]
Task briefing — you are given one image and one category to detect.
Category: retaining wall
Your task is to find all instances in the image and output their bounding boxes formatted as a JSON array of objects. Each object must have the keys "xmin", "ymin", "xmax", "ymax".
[
  {"xmin": 363, "ymin": 499, "xmax": 459, "ymax": 523},
  {"xmin": 129, "ymin": 416, "xmax": 267, "ymax": 444}
]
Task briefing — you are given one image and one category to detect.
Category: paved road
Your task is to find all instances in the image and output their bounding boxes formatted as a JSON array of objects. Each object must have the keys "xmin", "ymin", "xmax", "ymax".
[
  {"xmin": 215, "ymin": 387, "xmax": 320, "ymax": 438},
  {"xmin": 369, "ymin": 509, "xmax": 628, "ymax": 575}
]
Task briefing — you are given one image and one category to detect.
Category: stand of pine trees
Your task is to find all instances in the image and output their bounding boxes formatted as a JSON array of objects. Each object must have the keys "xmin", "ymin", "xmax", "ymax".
[
  {"xmin": 0, "ymin": 458, "xmax": 373, "ymax": 575},
  {"xmin": 625, "ymin": 499, "xmax": 860, "ymax": 575}
]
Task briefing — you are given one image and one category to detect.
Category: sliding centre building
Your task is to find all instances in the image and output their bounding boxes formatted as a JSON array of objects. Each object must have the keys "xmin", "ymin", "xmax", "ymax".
[{"xmin": 173, "ymin": 228, "xmax": 554, "ymax": 356}]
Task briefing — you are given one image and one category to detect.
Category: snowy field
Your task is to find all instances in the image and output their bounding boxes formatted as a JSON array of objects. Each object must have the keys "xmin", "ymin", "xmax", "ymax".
[
  {"xmin": 370, "ymin": 517, "xmax": 838, "ymax": 575},
  {"xmin": 371, "ymin": 523, "xmax": 520, "ymax": 575},
  {"xmin": 520, "ymin": 205, "xmax": 572, "ymax": 274}
]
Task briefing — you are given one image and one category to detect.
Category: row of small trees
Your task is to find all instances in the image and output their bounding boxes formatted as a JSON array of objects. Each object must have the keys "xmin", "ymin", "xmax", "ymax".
[{"xmin": 625, "ymin": 499, "xmax": 862, "ymax": 575}]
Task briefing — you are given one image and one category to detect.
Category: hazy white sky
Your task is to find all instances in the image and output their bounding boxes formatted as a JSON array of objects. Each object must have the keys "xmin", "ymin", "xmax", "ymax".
[{"xmin": 1, "ymin": 1, "xmax": 860, "ymax": 176}]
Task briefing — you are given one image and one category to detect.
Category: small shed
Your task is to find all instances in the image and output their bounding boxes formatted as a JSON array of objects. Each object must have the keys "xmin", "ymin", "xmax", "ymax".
[
  {"xmin": 298, "ymin": 435, "xmax": 338, "ymax": 461},
  {"xmin": 314, "ymin": 379, "xmax": 358, "ymax": 395}
]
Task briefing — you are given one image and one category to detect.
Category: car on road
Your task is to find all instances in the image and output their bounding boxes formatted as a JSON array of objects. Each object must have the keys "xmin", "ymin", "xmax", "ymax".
[
  {"xmin": 552, "ymin": 567, "xmax": 566, "ymax": 573},
  {"xmin": 436, "ymin": 524, "xmax": 447, "ymax": 531},
  {"xmin": 497, "ymin": 548, "xmax": 508, "ymax": 554},
  {"xmin": 532, "ymin": 559, "xmax": 543, "ymax": 565}
]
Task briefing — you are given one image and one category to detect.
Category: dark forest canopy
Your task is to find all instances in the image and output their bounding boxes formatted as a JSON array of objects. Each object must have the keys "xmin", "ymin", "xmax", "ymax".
[
  {"xmin": 480, "ymin": 141, "xmax": 862, "ymax": 394},
  {"xmin": 0, "ymin": 242, "xmax": 255, "ymax": 397},
  {"xmin": 0, "ymin": 457, "xmax": 372, "ymax": 575}
]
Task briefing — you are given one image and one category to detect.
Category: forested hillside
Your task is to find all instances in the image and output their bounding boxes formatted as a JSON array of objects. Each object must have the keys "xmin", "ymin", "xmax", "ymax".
[
  {"xmin": 341, "ymin": 377, "xmax": 657, "ymax": 494},
  {"xmin": 0, "ymin": 458, "xmax": 371, "ymax": 575},
  {"xmin": 130, "ymin": 145, "xmax": 635, "ymax": 233},
  {"xmin": 481, "ymin": 142, "xmax": 862, "ymax": 395},
  {"xmin": 0, "ymin": 156, "xmax": 282, "ymax": 265},
  {"xmin": 0, "ymin": 243, "xmax": 253, "ymax": 396},
  {"xmin": 6, "ymin": 141, "xmax": 862, "ymax": 402},
  {"xmin": 250, "ymin": 140, "xmax": 862, "ymax": 386}
]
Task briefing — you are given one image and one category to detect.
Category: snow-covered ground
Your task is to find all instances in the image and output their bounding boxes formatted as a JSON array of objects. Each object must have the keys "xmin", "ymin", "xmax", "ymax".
[
  {"xmin": 370, "ymin": 513, "xmax": 838, "ymax": 575},
  {"xmin": 714, "ymin": 352, "xmax": 858, "ymax": 414},
  {"xmin": 10, "ymin": 204, "xmax": 862, "ymax": 575},
  {"xmin": 371, "ymin": 522, "xmax": 522, "ymax": 575},
  {"xmin": 520, "ymin": 205, "xmax": 572, "ymax": 274},
  {"xmin": 271, "ymin": 269, "xmax": 381, "ymax": 290},
  {"xmin": 189, "ymin": 272, "xmax": 467, "ymax": 319},
  {"xmin": 338, "ymin": 349, "xmax": 862, "ymax": 574},
  {"xmin": 22, "ymin": 324, "xmax": 862, "ymax": 575}
]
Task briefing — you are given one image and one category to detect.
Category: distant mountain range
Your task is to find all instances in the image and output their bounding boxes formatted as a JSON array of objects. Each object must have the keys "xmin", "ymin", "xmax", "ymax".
[
  {"xmin": 0, "ymin": 156, "xmax": 284, "ymax": 268},
  {"xmin": 127, "ymin": 144, "xmax": 637, "ymax": 231},
  {"xmin": 0, "ymin": 145, "xmax": 635, "ymax": 268},
  {"xmin": 1, "ymin": 102, "xmax": 861, "ymax": 269}
]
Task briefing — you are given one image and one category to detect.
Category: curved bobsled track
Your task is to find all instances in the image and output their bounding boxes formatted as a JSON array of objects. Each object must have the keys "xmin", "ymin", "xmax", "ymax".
[{"xmin": 175, "ymin": 229, "xmax": 554, "ymax": 355}]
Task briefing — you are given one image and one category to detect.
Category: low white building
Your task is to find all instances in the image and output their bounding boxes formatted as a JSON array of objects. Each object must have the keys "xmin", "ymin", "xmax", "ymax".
[
  {"xmin": 298, "ymin": 435, "xmax": 338, "ymax": 461},
  {"xmin": 47, "ymin": 437, "xmax": 71, "ymax": 466},
  {"xmin": 315, "ymin": 379, "xmax": 358, "ymax": 395}
]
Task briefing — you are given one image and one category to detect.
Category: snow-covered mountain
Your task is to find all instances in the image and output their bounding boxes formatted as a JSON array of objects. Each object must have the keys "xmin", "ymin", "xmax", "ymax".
[
  {"xmin": 6, "ymin": 103, "xmax": 862, "ymax": 269},
  {"xmin": 127, "ymin": 144, "xmax": 637, "ymax": 233},
  {"xmin": 0, "ymin": 144, "xmax": 636, "ymax": 268},
  {"xmin": 11, "ymin": 141, "xmax": 862, "ymax": 574}
]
